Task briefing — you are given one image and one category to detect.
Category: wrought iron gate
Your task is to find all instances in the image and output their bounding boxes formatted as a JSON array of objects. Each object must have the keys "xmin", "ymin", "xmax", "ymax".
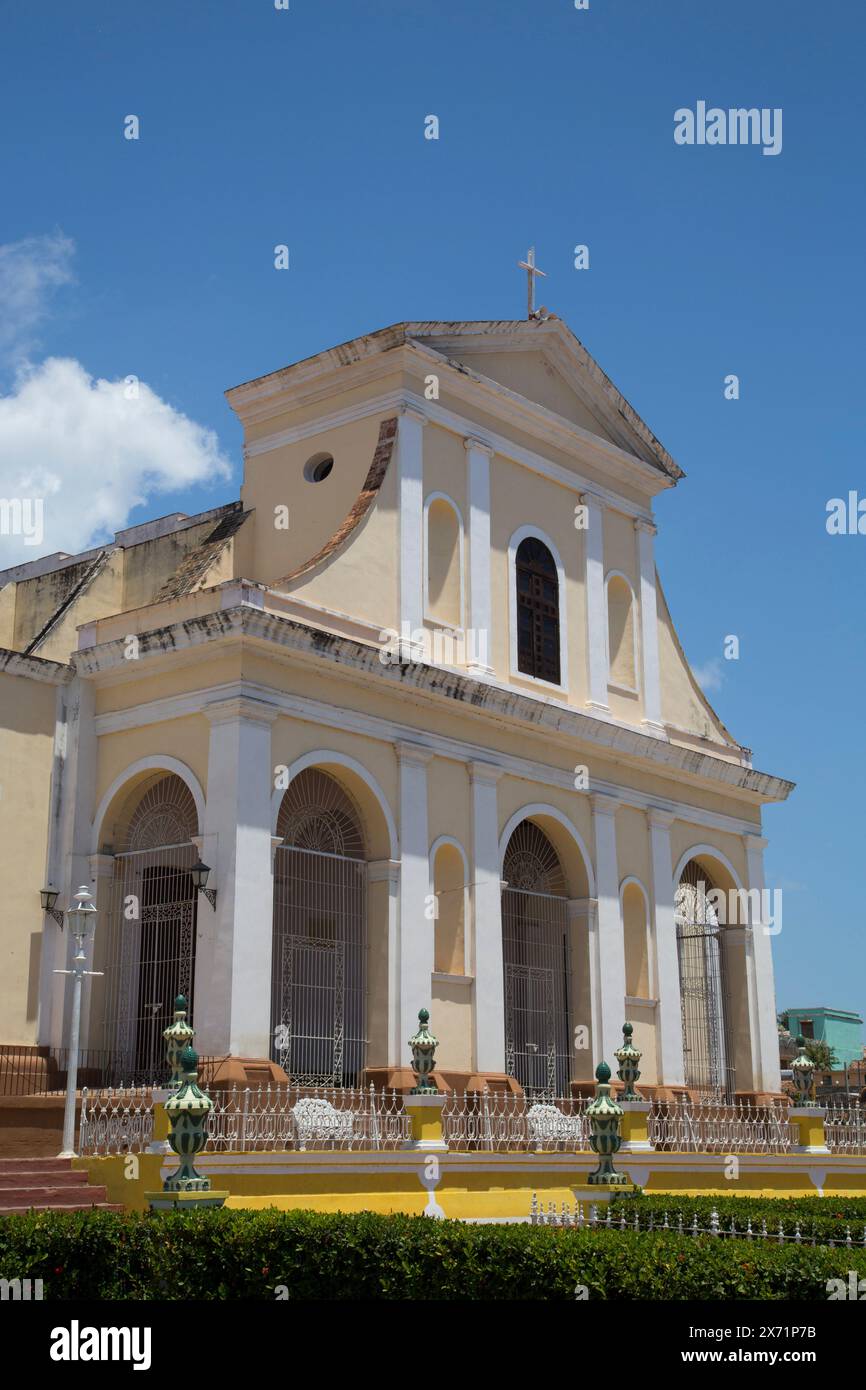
[
  {"xmin": 675, "ymin": 860, "xmax": 734, "ymax": 1098},
  {"xmin": 101, "ymin": 844, "xmax": 198, "ymax": 1084},
  {"xmin": 270, "ymin": 770, "xmax": 367, "ymax": 1086},
  {"xmin": 95, "ymin": 774, "xmax": 199, "ymax": 1085},
  {"xmin": 502, "ymin": 823, "xmax": 571, "ymax": 1096}
]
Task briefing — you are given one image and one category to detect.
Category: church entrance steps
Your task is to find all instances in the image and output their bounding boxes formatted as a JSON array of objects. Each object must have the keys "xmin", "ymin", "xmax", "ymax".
[{"xmin": 0, "ymin": 1157, "xmax": 123, "ymax": 1215}]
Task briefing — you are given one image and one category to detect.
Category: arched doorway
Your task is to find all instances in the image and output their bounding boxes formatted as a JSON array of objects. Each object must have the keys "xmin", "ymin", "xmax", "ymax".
[
  {"xmin": 97, "ymin": 773, "xmax": 199, "ymax": 1083},
  {"xmin": 501, "ymin": 821, "xmax": 570, "ymax": 1095},
  {"xmin": 675, "ymin": 859, "xmax": 733, "ymax": 1097},
  {"xmin": 271, "ymin": 768, "xmax": 367, "ymax": 1086}
]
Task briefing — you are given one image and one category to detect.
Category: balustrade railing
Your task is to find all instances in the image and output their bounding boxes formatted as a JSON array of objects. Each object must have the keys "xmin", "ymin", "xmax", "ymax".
[
  {"xmin": 648, "ymin": 1099, "xmax": 795, "ymax": 1154},
  {"xmin": 78, "ymin": 1087, "xmax": 860, "ymax": 1159}
]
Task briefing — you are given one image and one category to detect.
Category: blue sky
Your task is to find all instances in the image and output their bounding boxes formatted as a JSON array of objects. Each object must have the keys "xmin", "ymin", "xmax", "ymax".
[{"xmin": 2, "ymin": 1, "xmax": 864, "ymax": 1025}]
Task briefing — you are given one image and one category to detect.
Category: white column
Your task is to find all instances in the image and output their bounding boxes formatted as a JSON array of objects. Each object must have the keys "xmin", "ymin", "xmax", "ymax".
[
  {"xmin": 647, "ymin": 808, "xmax": 685, "ymax": 1087},
  {"xmin": 469, "ymin": 761, "xmax": 505, "ymax": 1073},
  {"xmin": 397, "ymin": 741, "xmax": 433, "ymax": 1049},
  {"xmin": 590, "ymin": 793, "xmax": 626, "ymax": 1065},
  {"xmin": 397, "ymin": 407, "xmax": 426, "ymax": 661},
  {"xmin": 198, "ymin": 695, "xmax": 278, "ymax": 1058},
  {"xmin": 464, "ymin": 436, "xmax": 495, "ymax": 676},
  {"xmin": 581, "ymin": 491, "xmax": 609, "ymax": 713},
  {"xmin": 635, "ymin": 519, "xmax": 665, "ymax": 737},
  {"xmin": 744, "ymin": 834, "xmax": 782, "ymax": 1094}
]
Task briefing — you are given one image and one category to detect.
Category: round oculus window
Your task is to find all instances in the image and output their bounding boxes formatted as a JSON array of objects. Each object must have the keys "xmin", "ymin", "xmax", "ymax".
[{"xmin": 304, "ymin": 452, "xmax": 334, "ymax": 483}]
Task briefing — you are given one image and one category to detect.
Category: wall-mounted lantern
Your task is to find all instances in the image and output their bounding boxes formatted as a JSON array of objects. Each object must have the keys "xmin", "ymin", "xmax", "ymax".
[
  {"xmin": 40, "ymin": 887, "xmax": 64, "ymax": 928},
  {"xmin": 190, "ymin": 858, "xmax": 217, "ymax": 909}
]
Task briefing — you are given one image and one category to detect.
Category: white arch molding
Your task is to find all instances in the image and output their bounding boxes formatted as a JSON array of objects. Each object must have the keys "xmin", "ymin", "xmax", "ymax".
[
  {"xmin": 673, "ymin": 843, "xmax": 745, "ymax": 894},
  {"xmin": 507, "ymin": 525, "xmax": 569, "ymax": 692},
  {"xmin": 498, "ymin": 802, "xmax": 596, "ymax": 898},
  {"xmin": 428, "ymin": 834, "xmax": 471, "ymax": 977},
  {"xmin": 91, "ymin": 755, "xmax": 206, "ymax": 853},
  {"xmin": 270, "ymin": 749, "xmax": 399, "ymax": 861},
  {"xmin": 619, "ymin": 874, "xmax": 655, "ymax": 1001}
]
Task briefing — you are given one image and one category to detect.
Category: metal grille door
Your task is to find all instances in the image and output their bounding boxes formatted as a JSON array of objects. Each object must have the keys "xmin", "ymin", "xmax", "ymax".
[
  {"xmin": 502, "ymin": 823, "xmax": 570, "ymax": 1096},
  {"xmin": 676, "ymin": 861, "xmax": 734, "ymax": 1098},
  {"xmin": 101, "ymin": 845, "xmax": 198, "ymax": 1084},
  {"xmin": 271, "ymin": 770, "xmax": 368, "ymax": 1087}
]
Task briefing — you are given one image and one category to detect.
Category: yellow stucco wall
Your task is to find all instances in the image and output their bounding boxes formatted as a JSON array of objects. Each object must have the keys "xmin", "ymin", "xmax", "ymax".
[{"xmin": 0, "ymin": 670, "xmax": 57, "ymax": 1042}]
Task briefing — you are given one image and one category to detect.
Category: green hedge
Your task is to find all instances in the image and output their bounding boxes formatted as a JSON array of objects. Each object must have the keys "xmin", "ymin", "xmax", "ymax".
[
  {"xmin": 1, "ymin": 1208, "xmax": 865, "ymax": 1299},
  {"xmin": 607, "ymin": 1194, "xmax": 866, "ymax": 1245}
]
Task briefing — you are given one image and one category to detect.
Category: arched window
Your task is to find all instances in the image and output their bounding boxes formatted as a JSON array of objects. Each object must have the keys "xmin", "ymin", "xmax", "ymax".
[
  {"xmin": 606, "ymin": 574, "xmax": 638, "ymax": 691},
  {"xmin": 516, "ymin": 536, "xmax": 561, "ymax": 685},
  {"xmin": 675, "ymin": 860, "xmax": 733, "ymax": 1097},
  {"xmin": 97, "ymin": 773, "xmax": 199, "ymax": 1084},
  {"xmin": 425, "ymin": 495, "xmax": 463, "ymax": 629},
  {"xmin": 271, "ymin": 768, "xmax": 367, "ymax": 1086},
  {"xmin": 501, "ymin": 821, "xmax": 570, "ymax": 1094}
]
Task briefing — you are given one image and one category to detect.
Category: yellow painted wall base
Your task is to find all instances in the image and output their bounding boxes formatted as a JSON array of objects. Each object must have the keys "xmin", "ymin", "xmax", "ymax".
[{"xmin": 72, "ymin": 1148, "xmax": 866, "ymax": 1220}]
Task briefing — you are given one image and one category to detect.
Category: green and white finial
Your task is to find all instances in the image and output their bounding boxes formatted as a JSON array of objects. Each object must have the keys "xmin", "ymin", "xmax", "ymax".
[
  {"xmin": 586, "ymin": 1058, "xmax": 628, "ymax": 1186},
  {"xmin": 162, "ymin": 1045, "xmax": 215, "ymax": 1193},
  {"xmin": 163, "ymin": 993, "xmax": 195, "ymax": 1088},
  {"xmin": 408, "ymin": 1008, "xmax": 439, "ymax": 1095},
  {"xmin": 614, "ymin": 1021, "xmax": 642, "ymax": 1102}
]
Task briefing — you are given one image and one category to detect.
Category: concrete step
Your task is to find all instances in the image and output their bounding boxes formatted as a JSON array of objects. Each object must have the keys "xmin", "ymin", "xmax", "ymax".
[
  {"xmin": 0, "ymin": 1156, "xmax": 74, "ymax": 1174},
  {"xmin": 0, "ymin": 1184, "xmax": 111, "ymax": 1208},
  {"xmin": 0, "ymin": 1170, "xmax": 84, "ymax": 1189},
  {"xmin": 0, "ymin": 1201, "xmax": 123, "ymax": 1215}
]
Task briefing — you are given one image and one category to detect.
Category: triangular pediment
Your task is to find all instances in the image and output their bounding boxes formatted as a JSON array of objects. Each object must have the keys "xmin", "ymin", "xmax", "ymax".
[{"xmin": 405, "ymin": 318, "xmax": 682, "ymax": 481}]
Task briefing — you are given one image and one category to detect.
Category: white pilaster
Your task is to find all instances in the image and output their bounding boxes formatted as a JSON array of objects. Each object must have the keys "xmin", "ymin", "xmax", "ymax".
[
  {"xmin": 635, "ymin": 519, "xmax": 665, "ymax": 737},
  {"xmin": 368, "ymin": 858, "xmax": 402, "ymax": 1066},
  {"xmin": 469, "ymin": 761, "xmax": 505, "ymax": 1073},
  {"xmin": 581, "ymin": 491, "xmax": 609, "ymax": 713},
  {"xmin": 397, "ymin": 741, "xmax": 434, "ymax": 1050},
  {"xmin": 464, "ymin": 436, "xmax": 495, "ymax": 676},
  {"xmin": 744, "ymin": 834, "xmax": 782, "ymax": 1094},
  {"xmin": 198, "ymin": 695, "xmax": 278, "ymax": 1058},
  {"xmin": 397, "ymin": 407, "xmax": 426, "ymax": 661},
  {"xmin": 590, "ymin": 793, "xmax": 626, "ymax": 1065},
  {"xmin": 647, "ymin": 808, "xmax": 685, "ymax": 1087}
]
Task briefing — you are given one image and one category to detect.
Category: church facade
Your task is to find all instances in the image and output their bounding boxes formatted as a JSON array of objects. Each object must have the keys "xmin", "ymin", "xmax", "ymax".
[{"xmin": 0, "ymin": 317, "xmax": 793, "ymax": 1099}]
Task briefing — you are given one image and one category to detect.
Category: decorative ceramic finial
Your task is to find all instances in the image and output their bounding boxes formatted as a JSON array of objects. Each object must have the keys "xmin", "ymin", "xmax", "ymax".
[
  {"xmin": 614, "ymin": 1022, "xmax": 642, "ymax": 1102},
  {"xmin": 408, "ymin": 1008, "xmax": 439, "ymax": 1095},
  {"xmin": 586, "ymin": 1059, "xmax": 628, "ymax": 1186},
  {"xmin": 163, "ymin": 994, "xmax": 194, "ymax": 1088},
  {"xmin": 162, "ymin": 1046, "xmax": 215, "ymax": 1193}
]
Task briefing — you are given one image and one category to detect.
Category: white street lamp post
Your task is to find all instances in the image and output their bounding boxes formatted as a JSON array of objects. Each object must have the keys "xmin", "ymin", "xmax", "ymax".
[{"xmin": 54, "ymin": 885, "xmax": 103, "ymax": 1158}]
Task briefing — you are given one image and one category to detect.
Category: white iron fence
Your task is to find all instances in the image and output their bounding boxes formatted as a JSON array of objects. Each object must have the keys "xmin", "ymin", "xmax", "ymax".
[
  {"xmin": 530, "ymin": 1196, "xmax": 866, "ymax": 1248},
  {"xmin": 649, "ymin": 1098, "xmax": 796, "ymax": 1154},
  {"xmin": 77, "ymin": 1087, "xmax": 866, "ymax": 1159}
]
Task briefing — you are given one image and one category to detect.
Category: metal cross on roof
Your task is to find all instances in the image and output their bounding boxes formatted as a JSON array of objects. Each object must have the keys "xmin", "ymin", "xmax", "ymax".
[{"xmin": 517, "ymin": 246, "xmax": 547, "ymax": 319}]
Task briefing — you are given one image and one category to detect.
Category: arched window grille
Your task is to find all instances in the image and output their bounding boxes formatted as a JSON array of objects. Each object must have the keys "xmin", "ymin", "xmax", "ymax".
[
  {"xmin": 99, "ymin": 774, "xmax": 199, "ymax": 1084},
  {"xmin": 515, "ymin": 536, "xmax": 561, "ymax": 684},
  {"xmin": 271, "ymin": 769, "xmax": 367, "ymax": 1086},
  {"xmin": 675, "ymin": 860, "xmax": 734, "ymax": 1098},
  {"xmin": 501, "ymin": 821, "xmax": 570, "ymax": 1095}
]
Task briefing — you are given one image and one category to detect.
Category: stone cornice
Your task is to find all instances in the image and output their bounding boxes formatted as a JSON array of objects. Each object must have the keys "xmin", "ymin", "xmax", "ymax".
[
  {"xmin": 74, "ymin": 605, "xmax": 795, "ymax": 807},
  {"xmin": 0, "ymin": 647, "xmax": 72, "ymax": 686}
]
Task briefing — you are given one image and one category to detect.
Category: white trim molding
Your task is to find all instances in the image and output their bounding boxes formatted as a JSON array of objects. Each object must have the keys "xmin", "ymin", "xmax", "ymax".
[
  {"xmin": 507, "ymin": 525, "xmax": 569, "ymax": 695},
  {"xmin": 498, "ymin": 802, "xmax": 597, "ymax": 899},
  {"xmin": 397, "ymin": 407, "xmax": 427, "ymax": 661}
]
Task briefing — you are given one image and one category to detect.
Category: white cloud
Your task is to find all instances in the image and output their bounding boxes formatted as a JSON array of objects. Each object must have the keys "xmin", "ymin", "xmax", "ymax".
[
  {"xmin": 691, "ymin": 657, "xmax": 724, "ymax": 693},
  {"xmin": 0, "ymin": 357, "xmax": 232, "ymax": 565},
  {"xmin": 0, "ymin": 234, "xmax": 232, "ymax": 567},
  {"xmin": 0, "ymin": 232, "xmax": 75, "ymax": 364}
]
